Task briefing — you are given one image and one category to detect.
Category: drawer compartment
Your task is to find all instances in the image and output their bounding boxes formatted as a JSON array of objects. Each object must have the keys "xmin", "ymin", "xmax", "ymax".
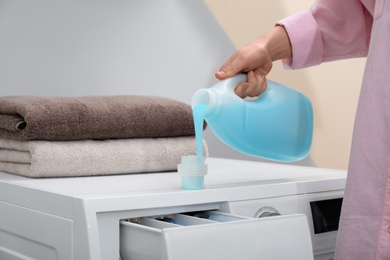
[{"xmin": 120, "ymin": 211, "xmax": 313, "ymax": 260}]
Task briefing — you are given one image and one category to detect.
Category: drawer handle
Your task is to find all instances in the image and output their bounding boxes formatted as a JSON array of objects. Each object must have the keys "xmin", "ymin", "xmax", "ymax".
[{"xmin": 255, "ymin": 206, "xmax": 281, "ymax": 218}]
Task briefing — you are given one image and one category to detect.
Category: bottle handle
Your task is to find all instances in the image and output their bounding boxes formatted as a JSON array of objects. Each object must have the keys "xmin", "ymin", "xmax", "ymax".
[{"xmin": 224, "ymin": 73, "xmax": 248, "ymax": 93}]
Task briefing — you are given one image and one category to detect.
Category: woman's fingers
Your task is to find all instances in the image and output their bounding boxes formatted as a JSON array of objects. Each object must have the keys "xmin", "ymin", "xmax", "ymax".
[
  {"xmin": 215, "ymin": 53, "xmax": 243, "ymax": 80},
  {"xmin": 234, "ymin": 70, "xmax": 267, "ymax": 98}
]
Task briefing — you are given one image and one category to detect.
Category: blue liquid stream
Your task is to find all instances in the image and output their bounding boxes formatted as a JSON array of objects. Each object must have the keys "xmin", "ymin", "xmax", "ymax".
[{"xmin": 192, "ymin": 104, "xmax": 208, "ymax": 158}]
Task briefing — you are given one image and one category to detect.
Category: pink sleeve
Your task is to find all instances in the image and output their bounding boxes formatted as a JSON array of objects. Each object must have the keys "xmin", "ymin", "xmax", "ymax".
[{"xmin": 278, "ymin": 1, "xmax": 373, "ymax": 69}]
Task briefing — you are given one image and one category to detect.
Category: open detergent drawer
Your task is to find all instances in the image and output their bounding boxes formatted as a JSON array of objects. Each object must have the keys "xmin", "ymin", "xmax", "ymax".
[{"xmin": 120, "ymin": 211, "xmax": 314, "ymax": 260}]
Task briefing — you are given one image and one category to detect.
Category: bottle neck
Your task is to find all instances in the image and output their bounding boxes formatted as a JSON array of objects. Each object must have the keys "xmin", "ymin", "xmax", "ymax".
[{"xmin": 191, "ymin": 88, "xmax": 218, "ymax": 118}]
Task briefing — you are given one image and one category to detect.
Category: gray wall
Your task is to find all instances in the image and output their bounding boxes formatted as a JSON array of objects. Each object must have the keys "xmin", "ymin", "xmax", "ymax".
[{"xmin": 0, "ymin": 0, "xmax": 314, "ymax": 166}]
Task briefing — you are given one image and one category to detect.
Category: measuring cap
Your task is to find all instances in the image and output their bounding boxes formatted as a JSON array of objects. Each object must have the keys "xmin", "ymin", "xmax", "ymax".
[{"xmin": 177, "ymin": 155, "xmax": 208, "ymax": 190}]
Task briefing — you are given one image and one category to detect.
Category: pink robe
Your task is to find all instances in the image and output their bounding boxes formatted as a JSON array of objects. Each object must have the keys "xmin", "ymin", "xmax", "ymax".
[{"xmin": 279, "ymin": 0, "xmax": 390, "ymax": 259}]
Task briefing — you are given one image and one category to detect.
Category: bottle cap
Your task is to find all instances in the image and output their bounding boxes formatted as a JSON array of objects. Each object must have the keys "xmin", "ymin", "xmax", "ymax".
[{"xmin": 177, "ymin": 155, "xmax": 208, "ymax": 190}]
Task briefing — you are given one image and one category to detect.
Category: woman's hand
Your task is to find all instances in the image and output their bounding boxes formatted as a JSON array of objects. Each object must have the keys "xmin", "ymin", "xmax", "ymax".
[{"xmin": 215, "ymin": 25, "xmax": 292, "ymax": 98}]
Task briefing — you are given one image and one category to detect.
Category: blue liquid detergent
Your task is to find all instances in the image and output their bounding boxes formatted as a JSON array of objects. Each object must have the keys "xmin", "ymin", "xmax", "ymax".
[
  {"xmin": 193, "ymin": 103, "xmax": 208, "ymax": 157},
  {"xmin": 191, "ymin": 74, "xmax": 313, "ymax": 162}
]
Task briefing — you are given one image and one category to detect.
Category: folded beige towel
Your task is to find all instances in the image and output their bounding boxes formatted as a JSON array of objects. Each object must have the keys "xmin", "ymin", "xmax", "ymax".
[
  {"xmin": 0, "ymin": 137, "xmax": 208, "ymax": 178},
  {"xmin": 0, "ymin": 95, "xmax": 195, "ymax": 141}
]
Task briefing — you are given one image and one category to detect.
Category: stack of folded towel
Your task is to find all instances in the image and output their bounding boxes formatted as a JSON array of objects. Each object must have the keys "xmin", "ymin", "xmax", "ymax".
[{"xmin": 0, "ymin": 95, "xmax": 207, "ymax": 178}]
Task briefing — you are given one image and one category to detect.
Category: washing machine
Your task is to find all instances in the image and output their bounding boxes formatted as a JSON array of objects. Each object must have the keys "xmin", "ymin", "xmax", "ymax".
[{"xmin": 0, "ymin": 157, "xmax": 346, "ymax": 259}]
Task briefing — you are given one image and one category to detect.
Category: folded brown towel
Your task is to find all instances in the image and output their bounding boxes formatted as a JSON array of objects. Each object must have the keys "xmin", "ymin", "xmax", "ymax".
[{"xmin": 0, "ymin": 96, "xmax": 195, "ymax": 141}]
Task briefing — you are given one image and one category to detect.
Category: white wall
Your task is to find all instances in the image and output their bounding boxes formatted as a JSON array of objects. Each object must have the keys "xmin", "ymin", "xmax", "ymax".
[
  {"xmin": 205, "ymin": 0, "xmax": 366, "ymax": 169},
  {"xmin": 0, "ymin": 0, "xmax": 231, "ymax": 101}
]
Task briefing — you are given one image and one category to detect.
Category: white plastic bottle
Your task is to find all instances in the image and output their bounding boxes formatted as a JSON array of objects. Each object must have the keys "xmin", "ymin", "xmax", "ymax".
[{"xmin": 192, "ymin": 74, "xmax": 313, "ymax": 162}]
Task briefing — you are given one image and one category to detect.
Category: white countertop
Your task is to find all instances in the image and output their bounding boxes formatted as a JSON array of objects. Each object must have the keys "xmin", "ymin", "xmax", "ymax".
[{"xmin": 0, "ymin": 157, "xmax": 346, "ymax": 198}]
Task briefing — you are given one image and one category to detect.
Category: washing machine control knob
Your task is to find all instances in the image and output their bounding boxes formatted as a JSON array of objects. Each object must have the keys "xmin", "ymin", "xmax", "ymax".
[{"xmin": 255, "ymin": 206, "xmax": 281, "ymax": 218}]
